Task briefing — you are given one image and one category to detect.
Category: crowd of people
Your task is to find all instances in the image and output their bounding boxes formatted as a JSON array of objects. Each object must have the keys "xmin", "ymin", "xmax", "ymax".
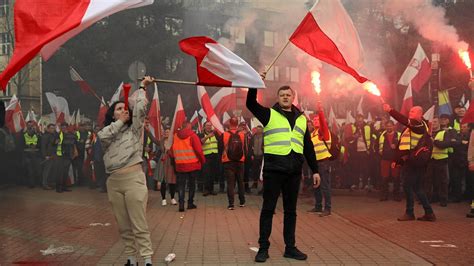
[{"xmin": 1, "ymin": 81, "xmax": 473, "ymax": 264}]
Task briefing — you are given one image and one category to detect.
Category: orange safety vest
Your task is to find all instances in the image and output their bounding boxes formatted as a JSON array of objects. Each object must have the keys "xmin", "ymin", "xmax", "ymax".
[
  {"xmin": 172, "ymin": 134, "xmax": 199, "ymax": 164},
  {"xmin": 222, "ymin": 130, "xmax": 245, "ymax": 163}
]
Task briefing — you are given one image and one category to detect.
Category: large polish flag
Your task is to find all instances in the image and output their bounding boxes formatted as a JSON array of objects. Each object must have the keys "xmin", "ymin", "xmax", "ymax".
[
  {"xmin": 400, "ymin": 84, "xmax": 413, "ymax": 116},
  {"xmin": 179, "ymin": 36, "xmax": 265, "ymax": 88},
  {"xmin": 165, "ymin": 94, "xmax": 185, "ymax": 149},
  {"xmin": 197, "ymin": 86, "xmax": 224, "ymax": 134},
  {"xmin": 0, "ymin": 0, "xmax": 154, "ymax": 90},
  {"xmin": 210, "ymin": 87, "xmax": 236, "ymax": 118},
  {"xmin": 70, "ymin": 66, "xmax": 92, "ymax": 94},
  {"xmin": 5, "ymin": 95, "xmax": 26, "ymax": 133},
  {"xmin": 148, "ymin": 83, "xmax": 162, "ymax": 140},
  {"xmin": 398, "ymin": 43, "xmax": 431, "ymax": 93},
  {"xmin": 289, "ymin": 0, "xmax": 367, "ymax": 83},
  {"xmin": 45, "ymin": 92, "xmax": 71, "ymax": 124}
]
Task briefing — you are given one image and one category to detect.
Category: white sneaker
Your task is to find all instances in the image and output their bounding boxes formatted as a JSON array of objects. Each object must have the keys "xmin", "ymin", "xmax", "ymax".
[
  {"xmin": 161, "ymin": 199, "xmax": 167, "ymax": 206},
  {"xmin": 171, "ymin": 198, "xmax": 177, "ymax": 205}
]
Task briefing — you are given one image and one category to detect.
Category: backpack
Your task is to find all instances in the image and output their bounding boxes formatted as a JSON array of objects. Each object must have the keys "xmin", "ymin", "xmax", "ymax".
[
  {"xmin": 323, "ymin": 132, "xmax": 341, "ymax": 161},
  {"xmin": 404, "ymin": 124, "xmax": 433, "ymax": 167},
  {"xmin": 226, "ymin": 131, "xmax": 244, "ymax": 161},
  {"xmin": 0, "ymin": 128, "xmax": 16, "ymax": 153}
]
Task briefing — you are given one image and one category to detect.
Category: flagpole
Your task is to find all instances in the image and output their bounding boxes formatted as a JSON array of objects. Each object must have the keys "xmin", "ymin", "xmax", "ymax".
[
  {"xmin": 264, "ymin": 39, "xmax": 291, "ymax": 76},
  {"xmin": 138, "ymin": 78, "xmax": 196, "ymax": 86}
]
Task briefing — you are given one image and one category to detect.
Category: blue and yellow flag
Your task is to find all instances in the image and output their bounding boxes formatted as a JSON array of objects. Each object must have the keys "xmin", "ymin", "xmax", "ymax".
[{"xmin": 438, "ymin": 90, "xmax": 452, "ymax": 116}]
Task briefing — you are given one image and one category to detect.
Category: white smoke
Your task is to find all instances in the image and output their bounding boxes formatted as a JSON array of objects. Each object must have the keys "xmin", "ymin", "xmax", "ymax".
[{"xmin": 385, "ymin": 0, "xmax": 468, "ymax": 52}]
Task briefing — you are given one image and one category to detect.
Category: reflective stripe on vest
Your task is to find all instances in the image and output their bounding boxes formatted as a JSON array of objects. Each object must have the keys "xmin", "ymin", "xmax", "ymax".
[
  {"xmin": 399, "ymin": 122, "xmax": 428, "ymax": 151},
  {"xmin": 172, "ymin": 134, "xmax": 198, "ymax": 164},
  {"xmin": 432, "ymin": 130, "xmax": 449, "ymax": 160},
  {"xmin": 24, "ymin": 133, "xmax": 38, "ymax": 146},
  {"xmin": 352, "ymin": 125, "xmax": 371, "ymax": 147},
  {"xmin": 311, "ymin": 130, "xmax": 331, "ymax": 161},
  {"xmin": 203, "ymin": 135, "xmax": 218, "ymax": 155},
  {"xmin": 264, "ymin": 109, "xmax": 306, "ymax": 155},
  {"xmin": 378, "ymin": 131, "xmax": 401, "ymax": 154},
  {"xmin": 56, "ymin": 132, "xmax": 64, "ymax": 156},
  {"xmin": 453, "ymin": 119, "xmax": 460, "ymax": 133}
]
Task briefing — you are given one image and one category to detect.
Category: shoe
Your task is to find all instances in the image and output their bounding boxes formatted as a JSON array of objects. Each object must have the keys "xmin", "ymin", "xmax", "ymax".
[
  {"xmin": 283, "ymin": 247, "xmax": 307, "ymax": 260},
  {"xmin": 124, "ymin": 259, "xmax": 135, "ymax": 266},
  {"xmin": 307, "ymin": 207, "xmax": 322, "ymax": 213},
  {"xmin": 56, "ymin": 189, "xmax": 63, "ymax": 193},
  {"xmin": 255, "ymin": 249, "xmax": 269, "ymax": 263},
  {"xmin": 228, "ymin": 205, "xmax": 234, "ymax": 210},
  {"xmin": 467, "ymin": 211, "xmax": 474, "ymax": 218},
  {"xmin": 397, "ymin": 213, "xmax": 415, "ymax": 221},
  {"xmin": 43, "ymin": 186, "xmax": 53, "ymax": 190},
  {"xmin": 245, "ymin": 188, "xmax": 251, "ymax": 194},
  {"xmin": 440, "ymin": 202, "xmax": 447, "ymax": 207},
  {"xmin": 239, "ymin": 203, "xmax": 245, "ymax": 207},
  {"xmin": 319, "ymin": 210, "xmax": 331, "ymax": 217},
  {"xmin": 171, "ymin": 198, "xmax": 177, "ymax": 205},
  {"xmin": 187, "ymin": 204, "xmax": 197, "ymax": 209},
  {"xmin": 179, "ymin": 206, "xmax": 185, "ymax": 212},
  {"xmin": 350, "ymin": 184, "xmax": 357, "ymax": 191},
  {"xmin": 417, "ymin": 213, "xmax": 436, "ymax": 222},
  {"xmin": 379, "ymin": 196, "xmax": 388, "ymax": 201},
  {"xmin": 210, "ymin": 191, "xmax": 217, "ymax": 195},
  {"xmin": 161, "ymin": 199, "xmax": 167, "ymax": 206},
  {"xmin": 62, "ymin": 188, "xmax": 72, "ymax": 192},
  {"xmin": 203, "ymin": 192, "xmax": 209, "ymax": 197}
]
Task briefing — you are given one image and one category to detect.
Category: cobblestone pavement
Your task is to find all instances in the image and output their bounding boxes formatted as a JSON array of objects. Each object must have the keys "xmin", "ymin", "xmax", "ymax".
[{"xmin": 0, "ymin": 186, "xmax": 471, "ymax": 265}]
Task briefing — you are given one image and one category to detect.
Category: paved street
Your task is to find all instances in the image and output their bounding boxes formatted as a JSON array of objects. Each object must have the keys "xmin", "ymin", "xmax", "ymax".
[{"xmin": 0, "ymin": 186, "xmax": 472, "ymax": 265}]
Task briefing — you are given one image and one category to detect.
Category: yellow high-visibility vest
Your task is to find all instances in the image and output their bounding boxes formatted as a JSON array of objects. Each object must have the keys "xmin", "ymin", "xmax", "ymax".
[
  {"xmin": 24, "ymin": 133, "xmax": 38, "ymax": 146},
  {"xmin": 264, "ymin": 109, "xmax": 306, "ymax": 155},
  {"xmin": 399, "ymin": 122, "xmax": 428, "ymax": 151},
  {"xmin": 202, "ymin": 135, "xmax": 218, "ymax": 155},
  {"xmin": 311, "ymin": 130, "xmax": 332, "ymax": 161},
  {"xmin": 352, "ymin": 125, "xmax": 371, "ymax": 148},
  {"xmin": 56, "ymin": 132, "xmax": 64, "ymax": 156},
  {"xmin": 378, "ymin": 131, "xmax": 401, "ymax": 154},
  {"xmin": 432, "ymin": 130, "xmax": 449, "ymax": 160}
]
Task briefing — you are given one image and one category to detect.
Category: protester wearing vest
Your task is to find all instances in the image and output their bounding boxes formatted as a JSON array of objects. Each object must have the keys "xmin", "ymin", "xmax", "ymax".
[
  {"xmin": 466, "ymin": 126, "xmax": 474, "ymax": 218},
  {"xmin": 427, "ymin": 114, "xmax": 457, "ymax": 207},
  {"xmin": 218, "ymin": 117, "xmax": 247, "ymax": 210},
  {"xmin": 54, "ymin": 122, "xmax": 77, "ymax": 193},
  {"xmin": 170, "ymin": 121, "xmax": 205, "ymax": 212},
  {"xmin": 40, "ymin": 124, "xmax": 56, "ymax": 190},
  {"xmin": 199, "ymin": 121, "xmax": 220, "ymax": 196},
  {"xmin": 249, "ymin": 125, "xmax": 264, "ymax": 191},
  {"xmin": 98, "ymin": 76, "xmax": 153, "ymax": 265},
  {"xmin": 72, "ymin": 123, "xmax": 90, "ymax": 186},
  {"xmin": 21, "ymin": 121, "xmax": 41, "ymax": 188},
  {"xmin": 451, "ymin": 105, "xmax": 466, "ymax": 133},
  {"xmin": 451, "ymin": 123, "xmax": 470, "ymax": 203},
  {"xmin": 377, "ymin": 120, "xmax": 402, "ymax": 201},
  {"xmin": 383, "ymin": 104, "xmax": 436, "ymax": 222},
  {"xmin": 308, "ymin": 104, "xmax": 333, "ymax": 217},
  {"xmin": 346, "ymin": 114, "xmax": 372, "ymax": 191},
  {"xmin": 247, "ymin": 85, "xmax": 320, "ymax": 263}
]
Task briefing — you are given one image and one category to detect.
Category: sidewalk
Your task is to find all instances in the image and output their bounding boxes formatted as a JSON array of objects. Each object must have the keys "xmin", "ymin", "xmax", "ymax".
[{"xmin": 0, "ymin": 186, "xmax": 471, "ymax": 265}]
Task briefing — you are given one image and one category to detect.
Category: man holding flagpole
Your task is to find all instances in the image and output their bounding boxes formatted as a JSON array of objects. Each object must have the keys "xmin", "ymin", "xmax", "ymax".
[{"xmin": 247, "ymin": 84, "xmax": 320, "ymax": 263}]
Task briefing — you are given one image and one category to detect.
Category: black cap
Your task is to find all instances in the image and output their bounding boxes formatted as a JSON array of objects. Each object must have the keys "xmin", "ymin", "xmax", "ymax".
[{"xmin": 439, "ymin": 114, "xmax": 451, "ymax": 120}]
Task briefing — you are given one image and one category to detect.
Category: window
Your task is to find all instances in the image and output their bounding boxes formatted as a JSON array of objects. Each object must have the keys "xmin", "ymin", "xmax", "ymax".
[
  {"xmin": 285, "ymin": 67, "xmax": 299, "ymax": 82},
  {"xmin": 0, "ymin": 32, "xmax": 11, "ymax": 55},
  {"xmin": 136, "ymin": 15, "xmax": 155, "ymax": 29},
  {"xmin": 165, "ymin": 17, "xmax": 183, "ymax": 36},
  {"xmin": 230, "ymin": 26, "xmax": 245, "ymax": 44},
  {"xmin": 265, "ymin": 66, "xmax": 279, "ymax": 81},
  {"xmin": 264, "ymin": 31, "xmax": 277, "ymax": 47},
  {"xmin": 0, "ymin": 0, "xmax": 8, "ymax": 17}
]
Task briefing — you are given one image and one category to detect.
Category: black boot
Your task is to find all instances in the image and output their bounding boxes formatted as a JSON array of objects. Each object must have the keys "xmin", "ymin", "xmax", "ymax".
[{"xmin": 255, "ymin": 249, "xmax": 269, "ymax": 263}]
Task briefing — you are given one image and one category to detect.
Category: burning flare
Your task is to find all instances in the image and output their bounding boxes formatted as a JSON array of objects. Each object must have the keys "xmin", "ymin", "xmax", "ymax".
[
  {"xmin": 363, "ymin": 81, "xmax": 381, "ymax": 97},
  {"xmin": 311, "ymin": 71, "xmax": 321, "ymax": 95},
  {"xmin": 458, "ymin": 49, "xmax": 471, "ymax": 69}
]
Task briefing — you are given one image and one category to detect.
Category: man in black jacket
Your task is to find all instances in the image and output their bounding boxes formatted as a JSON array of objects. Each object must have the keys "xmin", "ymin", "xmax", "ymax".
[
  {"xmin": 383, "ymin": 104, "xmax": 435, "ymax": 222},
  {"xmin": 247, "ymin": 85, "xmax": 320, "ymax": 263}
]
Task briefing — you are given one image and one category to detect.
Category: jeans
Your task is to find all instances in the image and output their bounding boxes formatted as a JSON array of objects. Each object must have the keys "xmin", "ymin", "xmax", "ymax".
[
  {"xmin": 223, "ymin": 161, "xmax": 245, "ymax": 206},
  {"xmin": 314, "ymin": 160, "xmax": 331, "ymax": 210},
  {"xmin": 401, "ymin": 164, "xmax": 433, "ymax": 215},
  {"xmin": 258, "ymin": 170, "xmax": 301, "ymax": 250},
  {"xmin": 202, "ymin": 153, "xmax": 219, "ymax": 193},
  {"xmin": 176, "ymin": 171, "xmax": 198, "ymax": 207}
]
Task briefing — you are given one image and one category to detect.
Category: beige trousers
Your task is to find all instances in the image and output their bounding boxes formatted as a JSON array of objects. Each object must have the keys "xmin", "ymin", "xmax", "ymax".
[{"xmin": 107, "ymin": 170, "xmax": 153, "ymax": 258}]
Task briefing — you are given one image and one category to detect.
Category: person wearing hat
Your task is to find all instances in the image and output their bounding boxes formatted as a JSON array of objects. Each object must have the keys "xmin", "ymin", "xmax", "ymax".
[{"xmin": 247, "ymin": 85, "xmax": 320, "ymax": 262}]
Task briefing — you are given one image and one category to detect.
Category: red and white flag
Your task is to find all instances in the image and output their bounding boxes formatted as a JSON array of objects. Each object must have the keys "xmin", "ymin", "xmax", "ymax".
[
  {"xmin": 0, "ymin": 0, "xmax": 154, "ymax": 90},
  {"xmin": 210, "ymin": 87, "xmax": 236, "ymax": 118},
  {"xmin": 222, "ymin": 112, "xmax": 231, "ymax": 125},
  {"xmin": 423, "ymin": 105, "xmax": 435, "ymax": 121},
  {"xmin": 197, "ymin": 86, "xmax": 224, "ymax": 134},
  {"xmin": 250, "ymin": 117, "xmax": 263, "ymax": 130},
  {"xmin": 328, "ymin": 106, "xmax": 339, "ymax": 132},
  {"xmin": 165, "ymin": 94, "xmax": 186, "ymax": 149},
  {"xmin": 110, "ymin": 82, "xmax": 124, "ymax": 105},
  {"xmin": 400, "ymin": 84, "xmax": 413, "ymax": 116},
  {"xmin": 179, "ymin": 36, "xmax": 265, "ymax": 88},
  {"xmin": 25, "ymin": 110, "xmax": 37, "ymax": 123},
  {"xmin": 70, "ymin": 66, "xmax": 93, "ymax": 94},
  {"xmin": 398, "ymin": 43, "xmax": 431, "ymax": 93},
  {"xmin": 190, "ymin": 110, "xmax": 202, "ymax": 133},
  {"xmin": 45, "ymin": 92, "xmax": 71, "ymax": 124},
  {"xmin": 5, "ymin": 95, "xmax": 26, "ymax": 133},
  {"xmin": 289, "ymin": 0, "xmax": 367, "ymax": 83},
  {"xmin": 148, "ymin": 83, "xmax": 162, "ymax": 140},
  {"xmin": 345, "ymin": 110, "xmax": 355, "ymax": 124},
  {"xmin": 97, "ymin": 96, "xmax": 107, "ymax": 127}
]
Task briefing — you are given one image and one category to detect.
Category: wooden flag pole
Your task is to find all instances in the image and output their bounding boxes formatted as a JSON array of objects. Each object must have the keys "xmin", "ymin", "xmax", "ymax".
[
  {"xmin": 138, "ymin": 78, "xmax": 196, "ymax": 86},
  {"xmin": 264, "ymin": 39, "xmax": 291, "ymax": 77}
]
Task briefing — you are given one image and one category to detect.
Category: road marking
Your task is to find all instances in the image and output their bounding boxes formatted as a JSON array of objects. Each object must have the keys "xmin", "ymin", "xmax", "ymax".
[
  {"xmin": 420, "ymin": 240, "xmax": 444, "ymax": 243},
  {"xmin": 429, "ymin": 244, "xmax": 457, "ymax": 248}
]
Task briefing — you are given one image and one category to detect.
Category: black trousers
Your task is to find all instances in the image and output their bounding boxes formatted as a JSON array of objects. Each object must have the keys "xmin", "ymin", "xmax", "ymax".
[
  {"xmin": 23, "ymin": 151, "xmax": 41, "ymax": 187},
  {"xmin": 224, "ymin": 161, "xmax": 245, "ymax": 206},
  {"xmin": 402, "ymin": 164, "xmax": 433, "ymax": 215},
  {"xmin": 258, "ymin": 170, "xmax": 301, "ymax": 250},
  {"xmin": 72, "ymin": 157, "xmax": 85, "ymax": 185},
  {"xmin": 176, "ymin": 171, "xmax": 198, "ymax": 206},
  {"xmin": 54, "ymin": 157, "xmax": 72, "ymax": 190},
  {"xmin": 202, "ymin": 153, "xmax": 219, "ymax": 193}
]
